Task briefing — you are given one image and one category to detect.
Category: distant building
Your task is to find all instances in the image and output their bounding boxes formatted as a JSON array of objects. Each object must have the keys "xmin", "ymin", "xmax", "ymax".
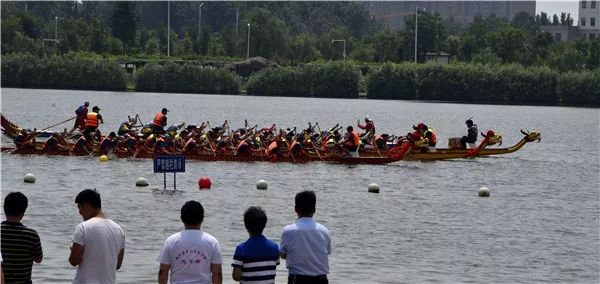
[
  {"xmin": 579, "ymin": 0, "xmax": 600, "ymax": 40},
  {"xmin": 425, "ymin": 52, "xmax": 450, "ymax": 64},
  {"xmin": 540, "ymin": 25, "xmax": 582, "ymax": 42},
  {"xmin": 365, "ymin": 1, "xmax": 536, "ymax": 30}
]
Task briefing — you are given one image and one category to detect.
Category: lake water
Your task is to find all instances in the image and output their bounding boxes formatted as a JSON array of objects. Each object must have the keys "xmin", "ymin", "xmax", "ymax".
[{"xmin": 1, "ymin": 88, "xmax": 599, "ymax": 283}]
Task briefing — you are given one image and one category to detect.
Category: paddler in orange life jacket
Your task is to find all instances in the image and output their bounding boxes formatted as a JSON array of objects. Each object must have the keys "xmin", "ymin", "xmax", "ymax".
[
  {"xmin": 69, "ymin": 101, "xmax": 89, "ymax": 134},
  {"xmin": 83, "ymin": 106, "xmax": 103, "ymax": 142},
  {"xmin": 338, "ymin": 126, "xmax": 360, "ymax": 157},
  {"xmin": 151, "ymin": 108, "xmax": 169, "ymax": 135}
]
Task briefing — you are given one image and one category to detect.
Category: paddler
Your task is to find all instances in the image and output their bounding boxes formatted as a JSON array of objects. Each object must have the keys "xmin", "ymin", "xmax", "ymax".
[
  {"xmin": 83, "ymin": 106, "xmax": 103, "ymax": 142},
  {"xmin": 151, "ymin": 108, "xmax": 169, "ymax": 135},
  {"xmin": 338, "ymin": 126, "xmax": 360, "ymax": 157},
  {"xmin": 69, "ymin": 101, "xmax": 89, "ymax": 134}
]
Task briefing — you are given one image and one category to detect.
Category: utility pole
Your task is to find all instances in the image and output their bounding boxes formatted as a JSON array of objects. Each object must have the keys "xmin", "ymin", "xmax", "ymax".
[
  {"xmin": 246, "ymin": 23, "xmax": 250, "ymax": 58},
  {"xmin": 167, "ymin": 0, "xmax": 170, "ymax": 57},
  {"xmin": 414, "ymin": 5, "xmax": 418, "ymax": 63},
  {"xmin": 235, "ymin": 9, "xmax": 239, "ymax": 55},
  {"xmin": 198, "ymin": 3, "xmax": 204, "ymax": 41},
  {"xmin": 55, "ymin": 16, "xmax": 58, "ymax": 42}
]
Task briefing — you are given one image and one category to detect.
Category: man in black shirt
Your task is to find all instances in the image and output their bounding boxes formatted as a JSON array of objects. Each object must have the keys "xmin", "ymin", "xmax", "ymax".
[{"xmin": 1, "ymin": 192, "xmax": 43, "ymax": 284}]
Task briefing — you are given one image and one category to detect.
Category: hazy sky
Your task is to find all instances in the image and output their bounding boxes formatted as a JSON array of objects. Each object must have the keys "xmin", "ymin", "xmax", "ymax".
[{"xmin": 536, "ymin": 0, "xmax": 579, "ymax": 24}]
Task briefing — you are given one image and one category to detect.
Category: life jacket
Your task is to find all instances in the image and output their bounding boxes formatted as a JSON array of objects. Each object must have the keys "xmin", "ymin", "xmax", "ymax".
[
  {"xmin": 425, "ymin": 128, "xmax": 438, "ymax": 144},
  {"xmin": 350, "ymin": 131, "xmax": 360, "ymax": 146},
  {"xmin": 118, "ymin": 122, "xmax": 130, "ymax": 136},
  {"xmin": 86, "ymin": 112, "xmax": 99, "ymax": 127},
  {"xmin": 153, "ymin": 113, "xmax": 166, "ymax": 127}
]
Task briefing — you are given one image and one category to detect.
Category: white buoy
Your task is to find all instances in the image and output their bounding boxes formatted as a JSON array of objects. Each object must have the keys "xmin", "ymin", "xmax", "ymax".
[
  {"xmin": 478, "ymin": 186, "xmax": 490, "ymax": 197},
  {"xmin": 368, "ymin": 183, "xmax": 380, "ymax": 193},
  {"xmin": 23, "ymin": 173, "xmax": 36, "ymax": 183},
  {"xmin": 136, "ymin": 177, "xmax": 149, "ymax": 187},
  {"xmin": 256, "ymin": 179, "xmax": 268, "ymax": 190}
]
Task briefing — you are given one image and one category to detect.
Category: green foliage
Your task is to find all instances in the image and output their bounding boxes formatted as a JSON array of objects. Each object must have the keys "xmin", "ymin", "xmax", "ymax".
[
  {"xmin": 136, "ymin": 63, "xmax": 240, "ymax": 95},
  {"xmin": 557, "ymin": 70, "xmax": 600, "ymax": 106},
  {"xmin": 111, "ymin": 2, "xmax": 137, "ymax": 48},
  {"xmin": 1, "ymin": 53, "xmax": 127, "ymax": 90},
  {"xmin": 471, "ymin": 48, "xmax": 502, "ymax": 65},
  {"xmin": 367, "ymin": 63, "xmax": 565, "ymax": 104},
  {"xmin": 247, "ymin": 61, "xmax": 359, "ymax": 98},
  {"xmin": 247, "ymin": 67, "xmax": 309, "ymax": 97}
]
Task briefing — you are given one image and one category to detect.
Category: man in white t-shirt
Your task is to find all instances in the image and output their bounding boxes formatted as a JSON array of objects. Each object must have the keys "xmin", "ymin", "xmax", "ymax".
[
  {"xmin": 68, "ymin": 189, "xmax": 125, "ymax": 284},
  {"xmin": 158, "ymin": 200, "xmax": 223, "ymax": 284}
]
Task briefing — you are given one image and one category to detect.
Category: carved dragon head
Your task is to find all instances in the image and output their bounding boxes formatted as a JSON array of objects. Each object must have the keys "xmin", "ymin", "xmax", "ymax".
[
  {"xmin": 520, "ymin": 130, "xmax": 542, "ymax": 142},
  {"xmin": 481, "ymin": 130, "xmax": 503, "ymax": 146}
]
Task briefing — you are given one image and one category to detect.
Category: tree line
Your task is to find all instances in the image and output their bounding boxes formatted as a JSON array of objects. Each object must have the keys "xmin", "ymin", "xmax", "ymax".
[{"xmin": 2, "ymin": 1, "xmax": 599, "ymax": 72}]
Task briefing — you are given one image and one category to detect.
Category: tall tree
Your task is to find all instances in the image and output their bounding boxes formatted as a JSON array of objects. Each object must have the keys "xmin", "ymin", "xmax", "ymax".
[{"xmin": 112, "ymin": 1, "xmax": 137, "ymax": 48}]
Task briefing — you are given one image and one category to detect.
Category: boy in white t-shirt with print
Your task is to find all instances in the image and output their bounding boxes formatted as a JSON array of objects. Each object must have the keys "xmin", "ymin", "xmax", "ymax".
[{"xmin": 158, "ymin": 200, "xmax": 223, "ymax": 284}]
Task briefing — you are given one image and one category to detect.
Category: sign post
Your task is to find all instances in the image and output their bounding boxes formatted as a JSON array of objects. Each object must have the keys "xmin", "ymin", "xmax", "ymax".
[{"xmin": 153, "ymin": 155, "xmax": 185, "ymax": 190}]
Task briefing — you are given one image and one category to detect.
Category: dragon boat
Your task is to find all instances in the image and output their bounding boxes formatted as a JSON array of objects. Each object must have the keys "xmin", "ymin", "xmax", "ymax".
[{"xmin": 1, "ymin": 114, "xmax": 541, "ymax": 164}]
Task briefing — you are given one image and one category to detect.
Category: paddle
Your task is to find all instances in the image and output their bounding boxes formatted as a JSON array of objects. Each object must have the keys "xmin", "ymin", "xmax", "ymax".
[{"xmin": 42, "ymin": 117, "xmax": 76, "ymax": 131}]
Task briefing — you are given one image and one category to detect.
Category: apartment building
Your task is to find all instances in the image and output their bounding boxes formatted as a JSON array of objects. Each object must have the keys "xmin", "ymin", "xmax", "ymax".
[
  {"xmin": 364, "ymin": 1, "xmax": 536, "ymax": 30},
  {"xmin": 579, "ymin": 0, "xmax": 600, "ymax": 40}
]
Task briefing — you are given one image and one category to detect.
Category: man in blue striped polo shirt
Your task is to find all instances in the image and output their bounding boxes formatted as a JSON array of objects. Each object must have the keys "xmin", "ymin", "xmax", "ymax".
[{"xmin": 232, "ymin": 206, "xmax": 280, "ymax": 284}]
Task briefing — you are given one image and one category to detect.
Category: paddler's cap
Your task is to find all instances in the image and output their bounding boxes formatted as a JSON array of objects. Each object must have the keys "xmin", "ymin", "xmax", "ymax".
[
  {"xmin": 365, "ymin": 116, "xmax": 372, "ymax": 122},
  {"xmin": 84, "ymin": 101, "xmax": 89, "ymax": 106},
  {"xmin": 417, "ymin": 123, "xmax": 427, "ymax": 129},
  {"xmin": 466, "ymin": 119, "xmax": 473, "ymax": 125},
  {"xmin": 162, "ymin": 108, "xmax": 169, "ymax": 113},
  {"xmin": 92, "ymin": 106, "xmax": 100, "ymax": 111}
]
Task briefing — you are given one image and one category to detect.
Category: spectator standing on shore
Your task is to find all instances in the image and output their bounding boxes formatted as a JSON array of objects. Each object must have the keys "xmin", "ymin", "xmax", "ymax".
[
  {"xmin": 69, "ymin": 189, "xmax": 125, "ymax": 284},
  {"xmin": 1, "ymin": 192, "xmax": 43, "ymax": 284},
  {"xmin": 280, "ymin": 190, "xmax": 331, "ymax": 284},
  {"xmin": 232, "ymin": 206, "xmax": 280, "ymax": 283},
  {"xmin": 158, "ymin": 200, "xmax": 223, "ymax": 284}
]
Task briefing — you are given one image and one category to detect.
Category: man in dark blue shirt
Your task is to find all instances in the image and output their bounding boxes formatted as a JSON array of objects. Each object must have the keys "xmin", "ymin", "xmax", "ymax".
[{"xmin": 232, "ymin": 207, "xmax": 280, "ymax": 283}]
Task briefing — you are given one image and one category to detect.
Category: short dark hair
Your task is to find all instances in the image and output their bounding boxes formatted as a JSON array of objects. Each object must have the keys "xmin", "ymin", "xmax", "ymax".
[
  {"xmin": 181, "ymin": 200, "xmax": 204, "ymax": 225},
  {"xmin": 347, "ymin": 126, "xmax": 354, "ymax": 132},
  {"xmin": 4, "ymin": 192, "xmax": 28, "ymax": 216},
  {"xmin": 244, "ymin": 206, "xmax": 267, "ymax": 235},
  {"xmin": 295, "ymin": 190, "xmax": 316, "ymax": 216},
  {"xmin": 75, "ymin": 189, "xmax": 101, "ymax": 209}
]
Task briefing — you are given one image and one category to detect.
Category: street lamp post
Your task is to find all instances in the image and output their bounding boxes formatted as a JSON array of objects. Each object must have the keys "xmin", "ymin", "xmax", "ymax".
[
  {"xmin": 167, "ymin": 0, "xmax": 170, "ymax": 57},
  {"xmin": 247, "ymin": 23, "xmax": 250, "ymax": 58},
  {"xmin": 331, "ymin": 39, "xmax": 346, "ymax": 60},
  {"xmin": 198, "ymin": 3, "xmax": 204, "ymax": 41},
  {"xmin": 414, "ymin": 6, "xmax": 425, "ymax": 63},
  {"xmin": 55, "ymin": 16, "xmax": 58, "ymax": 42}
]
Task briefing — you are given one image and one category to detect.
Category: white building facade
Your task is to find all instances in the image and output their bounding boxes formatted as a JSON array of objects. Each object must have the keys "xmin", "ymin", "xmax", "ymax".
[{"xmin": 580, "ymin": 0, "xmax": 600, "ymax": 40}]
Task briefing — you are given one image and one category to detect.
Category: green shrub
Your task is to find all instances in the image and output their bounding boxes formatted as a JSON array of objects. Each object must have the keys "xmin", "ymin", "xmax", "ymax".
[
  {"xmin": 557, "ymin": 70, "xmax": 600, "ymax": 106},
  {"xmin": 367, "ymin": 62, "xmax": 566, "ymax": 105},
  {"xmin": 247, "ymin": 61, "xmax": 360, "ymax": 98},
  {"xmin": 135, "ymin": 62, "xmax": 240, "ymax": 94},
  {"xmin": 1, "ymin": 53, "xmax": 127, "ymax": 90}
]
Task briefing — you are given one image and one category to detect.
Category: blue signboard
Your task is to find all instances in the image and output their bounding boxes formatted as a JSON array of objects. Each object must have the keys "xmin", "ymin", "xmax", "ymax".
[{"xmin": 154, "ymin": 155, "xmax": 185, "ymax": 173}]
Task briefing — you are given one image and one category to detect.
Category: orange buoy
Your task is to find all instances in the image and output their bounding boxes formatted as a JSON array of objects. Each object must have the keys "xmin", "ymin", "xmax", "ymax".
[{"xmin": 198, "ymin": 176, "xmax": 211, "ymax": 190}]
